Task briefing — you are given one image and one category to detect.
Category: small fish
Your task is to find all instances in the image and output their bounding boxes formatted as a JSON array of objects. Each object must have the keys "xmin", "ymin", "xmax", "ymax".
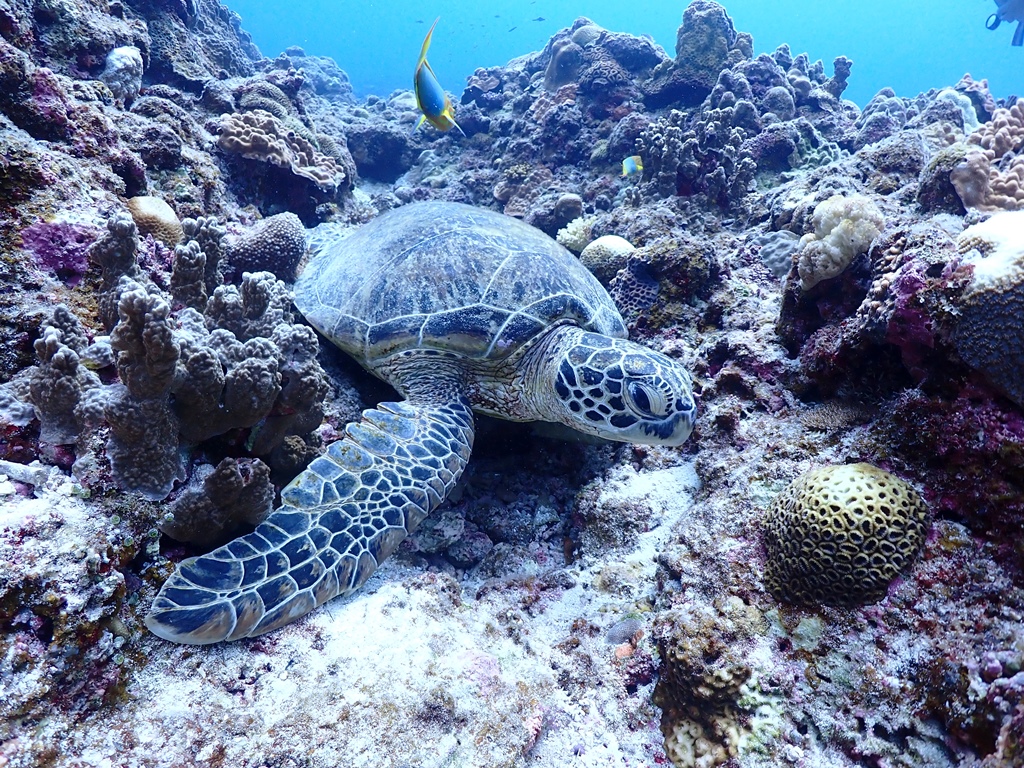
[
  {"xmin": 531, "ymin": 16, "xmax": 546, "ymax": 21},
  {"xmin": 621, "ymin": 155, "xmax": 644, "ymax": 179},
  {"xmin": 413, "ymin": 18, "xmax": 463, "ymax": 134},
  {"xmin": 508, "ymin": 25, "xmax": 517, "ymax": 31}
]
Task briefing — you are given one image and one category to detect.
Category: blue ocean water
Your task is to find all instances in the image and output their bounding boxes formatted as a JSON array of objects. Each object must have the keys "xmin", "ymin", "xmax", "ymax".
[{"xmin": 227, "ymin": 0, "xmax": 1020, "ymax": 107}]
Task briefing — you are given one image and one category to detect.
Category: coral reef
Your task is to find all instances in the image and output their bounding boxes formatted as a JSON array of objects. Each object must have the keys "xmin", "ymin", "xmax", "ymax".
[{"xmin": 1, "ymin": 0, "xmax": 1024, "ymax": 765}]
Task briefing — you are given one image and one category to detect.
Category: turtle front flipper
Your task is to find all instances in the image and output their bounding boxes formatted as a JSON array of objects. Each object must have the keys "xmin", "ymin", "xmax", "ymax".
[{"xmin": 146, "ymin": 397, "xmax": 475, "ymax": 644}]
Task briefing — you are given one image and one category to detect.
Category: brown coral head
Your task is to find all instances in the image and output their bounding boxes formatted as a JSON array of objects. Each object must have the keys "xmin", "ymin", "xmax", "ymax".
[{"xmin": 544, "ymin": 39, "xmax": 584, "ymax": 92}]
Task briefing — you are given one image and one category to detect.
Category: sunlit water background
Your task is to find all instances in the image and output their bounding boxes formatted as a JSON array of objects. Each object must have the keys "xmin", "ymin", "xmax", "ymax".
[{"xmin": 226, "ymin": 0, "xmax": 1020, "ymax": 107}]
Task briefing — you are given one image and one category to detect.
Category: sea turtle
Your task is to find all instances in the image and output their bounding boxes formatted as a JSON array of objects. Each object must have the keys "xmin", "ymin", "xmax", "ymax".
[{"xmin": 146, "ymin": 201, "xmax": 697, "ymax": 644}]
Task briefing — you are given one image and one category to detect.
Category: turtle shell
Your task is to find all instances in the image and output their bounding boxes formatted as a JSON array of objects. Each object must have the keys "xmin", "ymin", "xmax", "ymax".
[{"xmin": 294, "ymin": 201, "xmax": 626, "ymax": 364}]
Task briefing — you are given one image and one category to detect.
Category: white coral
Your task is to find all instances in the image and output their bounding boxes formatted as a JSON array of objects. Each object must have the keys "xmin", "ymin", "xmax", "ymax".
[
  {"xmin": 956, "ymin": 209, "xmax": 1024, "ymax": 295},
  {"xmin": 796, "ymin": 195, "xmax": 884, "ymax": 290},
  {"xmin": 556, "ymin": 216, "xmax": 595, "ymax": 254},
  {"xmin": 100, "ymin": 46, "xmax": 144, "ymax": 105},
  {"xmin": 579, "ymin": 235, "xmax": 636, "ymax": 281}
]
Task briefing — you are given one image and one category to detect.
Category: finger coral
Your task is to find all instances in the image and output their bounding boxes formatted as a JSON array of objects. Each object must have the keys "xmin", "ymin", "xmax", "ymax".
[
  {"xmin": 952, "ymin": 103, "xmax": 1024, "ymax": 212},
  {"xmin": 160, "ymin": 457, "xmax": 275, "ymax": 547},
  {"xmin": 30, "ymin": 326, "xmax": 100, "ymax": 446},
  {"xmin": 22, "ymin": 260, "xmax": 328, "ymax": 500}
]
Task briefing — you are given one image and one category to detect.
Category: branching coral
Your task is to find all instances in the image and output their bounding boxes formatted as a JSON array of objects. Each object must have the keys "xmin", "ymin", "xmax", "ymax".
[
  {"xmin": 87, "ymin": 212, "xmax": 143, "ymax": 330},
  {"xmin": 22, "ymin": 253, "xmax": 328, "ymax": 500},
  {"xmin": 30, "ymin": 326, "xmax": 101, "ymax": 446},
  {"xmin": 170, "ymin": 240, "xmax": 207, "ymax": 310},
  {"xmin": 636, "ymin": 110, "xmax": 685, "ymax": 198},
  {"xmin": 636, "ymin": 107, "xmax": 755, "ymax": 207},
  {"xmin": 181, "ymin": 215, "xmax": 227, "ymax": 295},
  {"xmin": 555, "ymin": 216, "xmax": 595, "ymax": 254}
]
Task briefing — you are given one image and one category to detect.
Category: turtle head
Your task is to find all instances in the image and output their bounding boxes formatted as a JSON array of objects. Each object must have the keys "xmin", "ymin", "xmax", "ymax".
[{"xmin": 539, "ymin": 328, "xmax": 696, "ymax": 446}]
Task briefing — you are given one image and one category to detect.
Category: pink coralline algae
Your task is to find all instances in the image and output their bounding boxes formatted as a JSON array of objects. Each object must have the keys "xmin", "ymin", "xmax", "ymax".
[
  {"xmin": 20, "ymin": 220, "xmax": 99, "ymax": 286},
  {"xmin": 884, "ymin": 390, "xmax": 1024, "ymax": 575},
  {"xmin": 28, "ymin": 67, "xmax": 73, "ymax": 140},
  {"xmin": 881, "ymin": 264, "xmax": 938, "ymax": 382}
]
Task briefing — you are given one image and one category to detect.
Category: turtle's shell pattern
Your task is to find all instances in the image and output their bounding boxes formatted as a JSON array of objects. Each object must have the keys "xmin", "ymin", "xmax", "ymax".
[{"xmin": 294, "ymin": 201, "xmax": 627, "ymax": 364}]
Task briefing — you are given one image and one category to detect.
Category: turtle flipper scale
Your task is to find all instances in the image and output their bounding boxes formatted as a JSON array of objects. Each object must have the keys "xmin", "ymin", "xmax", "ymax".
[{"xmin": 145, "ymin": 397, "xmax": 475, "ymax": 644}]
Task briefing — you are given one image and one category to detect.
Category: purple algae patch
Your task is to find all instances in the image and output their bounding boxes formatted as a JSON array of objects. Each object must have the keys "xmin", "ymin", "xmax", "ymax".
[{"xmin": 21, "ymin": 220, "xmax": 99, "ymax": 287}]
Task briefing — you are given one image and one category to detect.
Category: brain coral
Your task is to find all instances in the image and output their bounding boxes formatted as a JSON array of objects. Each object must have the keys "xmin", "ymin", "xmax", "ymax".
[
  {"xmin": 126, "ymin": 196, "xmax": 183, "ymax": 248},
  {"xmin": 796, "ymin": 194, "xmax": 885, "ymax": 290},
  {"xmin": 226, "ymin": 212, "xmax": 306, "ymax": 281},
  {"xmin": 763, "ymin": 463, "xmax": 928, "ymax": 605}
]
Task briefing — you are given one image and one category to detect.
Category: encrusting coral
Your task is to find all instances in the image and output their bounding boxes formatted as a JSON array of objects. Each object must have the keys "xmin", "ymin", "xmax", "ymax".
[{"xmin": 217, "ymin": 109, "xmax": 347, "ymax": 192}]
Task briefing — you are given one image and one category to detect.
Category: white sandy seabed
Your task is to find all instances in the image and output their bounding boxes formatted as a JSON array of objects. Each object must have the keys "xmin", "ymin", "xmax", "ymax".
[{"xmin": 0, "ymin": 460, "xmax": 701, "ymax": 768}]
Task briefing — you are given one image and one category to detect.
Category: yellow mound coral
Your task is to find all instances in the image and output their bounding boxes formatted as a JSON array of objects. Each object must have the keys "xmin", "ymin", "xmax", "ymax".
[
  {"xmin": 763, "ymin": 463, "xmax": 928, "ymax": 605},
  {"xmin": 126, "ymin": 196, "xmax": 183, "ymax": 248}
]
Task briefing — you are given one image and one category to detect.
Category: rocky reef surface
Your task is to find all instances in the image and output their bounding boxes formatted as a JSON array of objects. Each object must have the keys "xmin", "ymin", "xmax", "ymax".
[{"xmin": 1, "ymin": 0, "xmax": 1023, "ymax": 766}]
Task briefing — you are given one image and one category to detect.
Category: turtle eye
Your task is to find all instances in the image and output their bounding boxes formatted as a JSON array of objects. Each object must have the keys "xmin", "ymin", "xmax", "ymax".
[{"xmin": 626, "ymin": 381, "xmax": 666, "ymax": 418}]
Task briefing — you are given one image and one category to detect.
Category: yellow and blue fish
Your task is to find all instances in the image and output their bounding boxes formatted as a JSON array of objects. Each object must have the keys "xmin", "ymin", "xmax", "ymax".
[
  {"xmin": 414, "ymin": 18, "xmax": 463, "ymax": 134},
  {"xmin": 621, "ymin": 155, "xmax": 644, "ymax": 179}
]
